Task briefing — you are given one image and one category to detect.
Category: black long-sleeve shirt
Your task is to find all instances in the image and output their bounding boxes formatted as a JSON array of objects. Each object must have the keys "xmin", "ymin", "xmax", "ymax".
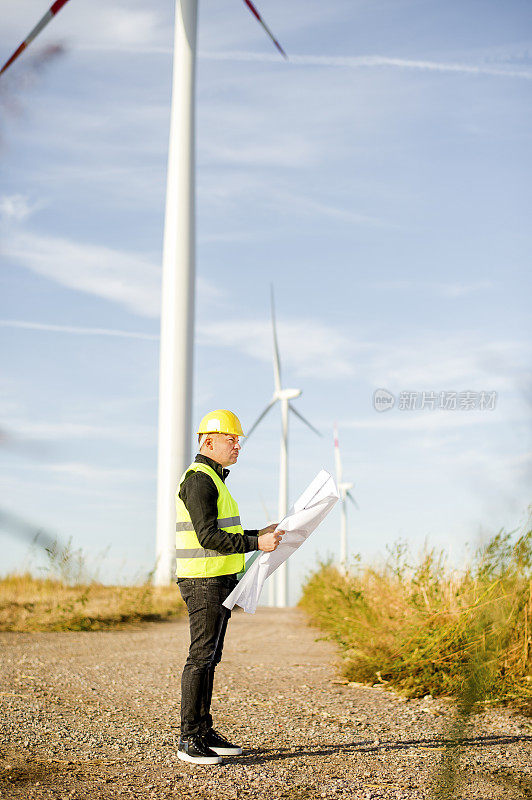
[{"xmin": 178, "ymin": 454, "xmax": 259, "ymax": 555}]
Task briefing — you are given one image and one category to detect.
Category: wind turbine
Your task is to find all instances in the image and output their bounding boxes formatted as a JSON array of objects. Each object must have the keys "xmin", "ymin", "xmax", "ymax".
[
  {"xmin": 333, "ymin": 423, "xmax": 359, "ymax": 572},
  {"xmin": 247, "ymin": 291, "xmax": 321, "ymax": 607},
  {"xmin": 1, "ymin": 0, "xmax": 287, "ymax": 586}
]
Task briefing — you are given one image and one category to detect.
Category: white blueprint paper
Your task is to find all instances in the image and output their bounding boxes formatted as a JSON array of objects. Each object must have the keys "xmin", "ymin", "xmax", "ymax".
[{"xmin": 223, "ymin": 469, "xmax": 339, "ymax": 614}]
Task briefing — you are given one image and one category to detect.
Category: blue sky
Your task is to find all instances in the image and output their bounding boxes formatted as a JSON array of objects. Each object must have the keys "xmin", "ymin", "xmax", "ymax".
[{"xmin": 1, "ymin": 0, "xmax": 531, "ymax": 601}]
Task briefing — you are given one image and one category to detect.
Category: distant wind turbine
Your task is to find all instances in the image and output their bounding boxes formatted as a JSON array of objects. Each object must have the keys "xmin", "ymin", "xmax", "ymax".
[
  {"xmin": 247, "ymin": 291, "xmax": 321, "ymax": 607},
  {"xmin": 333, "ymin": 423, "xmax": 359, "ymax": 571},
  {"xmin": 1, "ymin": 0, "xmax": 287, "ymax": 586}
]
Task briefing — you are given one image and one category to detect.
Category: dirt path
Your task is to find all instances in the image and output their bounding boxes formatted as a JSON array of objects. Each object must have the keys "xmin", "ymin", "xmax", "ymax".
[{"xmin": 1, "ymin": 608, "xmax": 531, "ymax": 799}]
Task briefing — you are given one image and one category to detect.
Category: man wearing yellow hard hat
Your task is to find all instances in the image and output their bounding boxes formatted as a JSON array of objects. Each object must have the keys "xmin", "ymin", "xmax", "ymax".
[{"xmin": 175, "ymin": 409, "xmax": 284, "ymax": 765}]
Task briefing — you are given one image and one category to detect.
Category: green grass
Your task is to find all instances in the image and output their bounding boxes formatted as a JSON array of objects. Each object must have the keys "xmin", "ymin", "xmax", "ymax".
[{"xmin": 299, "ymin": 525, "xmax": 532, "ymax": 709}]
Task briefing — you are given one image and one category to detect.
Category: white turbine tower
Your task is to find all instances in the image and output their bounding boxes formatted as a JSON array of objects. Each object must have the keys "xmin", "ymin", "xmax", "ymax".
[
  {"xmin": 155, "ymin": 1, "xmax": 286, "ymax": 585},
  {"xmin": 0, "ymin": 0, "xmax": 287, "ymax": 587},
  {"xmin": 333, "ymin": 423, "xmax": 359, "ymax": 572},
  {"xmin": 247, "ymin": 291, "xmax": 321, "ymax": 607}
]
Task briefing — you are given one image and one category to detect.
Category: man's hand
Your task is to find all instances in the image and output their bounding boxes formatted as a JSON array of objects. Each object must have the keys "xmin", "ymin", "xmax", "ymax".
[{"xmin": 258, "ymin": 523, "xmax": 284, "ymax": 552}]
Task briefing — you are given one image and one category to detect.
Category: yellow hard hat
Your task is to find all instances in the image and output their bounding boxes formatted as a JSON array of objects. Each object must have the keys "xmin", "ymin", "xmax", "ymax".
[{"xmin": 197, "ymin": 409, "xmax": 245, "ymax": 437}]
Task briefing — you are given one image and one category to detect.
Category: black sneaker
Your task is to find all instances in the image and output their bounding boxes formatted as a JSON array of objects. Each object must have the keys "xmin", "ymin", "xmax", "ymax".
[
  {"xmin": 204, "ymin": 728, "xmax": 242, "ymax": 756},
  {"xmin": 177, "ymin": 735, "xmax": 222, "ymax": 765}
]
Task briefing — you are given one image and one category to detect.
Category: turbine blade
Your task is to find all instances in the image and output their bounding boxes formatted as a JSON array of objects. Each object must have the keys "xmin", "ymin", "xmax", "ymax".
[
  {"xmin": 1, "ymin": 0, "xmax": 71, "ymax": 76},
  {"xmin": 289, "ymin": 404, "xmax": 321, "ymax": 437},
  {"xmin": 270, "ymin": 286, "xmax": 282, "ymax": 394},
  {"xmin": 246, "ymin": 398, "xmax": 277, "ymax": 440},
  {"xmin": 0, "ymin": 507, "xmax": 58, "ymax": 550},
  {"xmin": 346, "ymin": 490, "xmax": 359, "ymax": 510},
  {"xmin": 241, "ymin": 0, "xmax": 288, "ymax": 60},
  {"xmin": 258, "ymin": 492, "xmax": 273, "ymax": 523},
  {"xmin": 333, "ymin": 422, "xmax": 342, "ymax": 484}
]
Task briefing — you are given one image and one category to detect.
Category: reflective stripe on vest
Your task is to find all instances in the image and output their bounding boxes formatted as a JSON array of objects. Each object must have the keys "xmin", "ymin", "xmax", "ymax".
[
  {"xmin": 176, "ymin": 516, "xmax": 241, "ymax": 532},
  {"xmin": 175, "ymin": 462, "xmax": 245, "ymax": 578},
  {"xmin": 175, "ymin": 547, "xmax": 222, "ymax": 559}
]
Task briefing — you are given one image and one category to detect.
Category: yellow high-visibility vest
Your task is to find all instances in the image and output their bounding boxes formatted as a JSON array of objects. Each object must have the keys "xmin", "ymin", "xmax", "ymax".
[{"xmin": 175, "ymin": 462, "xmax": 245, "ymax": 578}]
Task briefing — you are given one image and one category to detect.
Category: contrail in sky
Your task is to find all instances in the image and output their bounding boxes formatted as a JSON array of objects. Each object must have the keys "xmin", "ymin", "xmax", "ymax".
[{"xmin": 200, "ymin": 50, "xmax": 532, "ymax": 80}]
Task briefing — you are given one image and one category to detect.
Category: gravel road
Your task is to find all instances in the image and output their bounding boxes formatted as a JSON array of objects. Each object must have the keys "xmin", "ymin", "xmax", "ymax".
[{"xmin": 1, "ymin": 608, "xmax": 531, "ymax": 799}]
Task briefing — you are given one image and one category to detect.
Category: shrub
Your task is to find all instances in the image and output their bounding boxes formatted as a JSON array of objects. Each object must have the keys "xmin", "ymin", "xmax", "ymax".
[{"xmin": 299, "ymin": 528, "xmax": 532, "ymax": 707}]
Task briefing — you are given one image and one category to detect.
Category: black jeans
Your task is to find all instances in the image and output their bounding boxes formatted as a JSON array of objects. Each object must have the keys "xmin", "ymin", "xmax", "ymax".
[{"xmin": 177, "ymin": 574, "xmax": 237, "ymax": 738}]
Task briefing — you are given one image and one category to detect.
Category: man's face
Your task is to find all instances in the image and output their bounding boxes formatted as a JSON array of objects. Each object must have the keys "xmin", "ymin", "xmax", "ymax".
[{"xmin": 205, "ymin": 433, "xmax": 241, "ymax": 467}]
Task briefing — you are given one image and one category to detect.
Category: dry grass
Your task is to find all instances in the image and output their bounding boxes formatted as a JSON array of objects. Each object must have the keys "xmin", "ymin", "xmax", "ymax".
[
  {"xmin": 300, "ymin": 526, "xmax": 532, "ymax": 709},
  {"xmin": 0, "ymin": 573, "xmax": 186, "ymax": 632}
]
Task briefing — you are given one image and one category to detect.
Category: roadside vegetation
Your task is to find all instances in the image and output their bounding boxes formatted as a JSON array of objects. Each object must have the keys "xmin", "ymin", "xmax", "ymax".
[
  {"xmin": 300, "ymin": 524, "xmax": 532, "ymax": 710},
  {"xmin": 0, "ymin": 541, "xmax": 185, "ymax": 632},
  {"xmin": 0, "ymin": 573, "xmax": 186, "ymax": 631}
]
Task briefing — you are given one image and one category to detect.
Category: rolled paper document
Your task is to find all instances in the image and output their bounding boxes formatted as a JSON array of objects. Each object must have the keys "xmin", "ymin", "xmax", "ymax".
[{"xmin": 224, "ymin": 469, "xmax": 339, "ymax": 614}]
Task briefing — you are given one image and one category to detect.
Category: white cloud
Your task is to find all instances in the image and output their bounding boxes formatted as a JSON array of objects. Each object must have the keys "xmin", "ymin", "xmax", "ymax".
[
  {"xmin": 273, "ymin": 191, "xmax": 392, "ymax": 228},
  {"xmin": 198, "ymin": 228, "xmax": 264, "ymax": 244},
  {"xmin": 198, "ymin": 317, "xmax": 364, "ymax": 379},
  {"xmin": 198, "ymin": 1, "xmax": 341, "ymax": 55},
  {"xmin": 3, "ymin": 229, "xmax": 222, "ymax": 318},
  {"xmin": 4, "ymin": 230, "xmax": 161, "ymax": 317},
  {"xmin": 0, "ymin": 1, "xmax": 170, "ymax": 55},
  {"xmin": 45, "ymin": 461, "xmax": 153, "ymax": 482},
  {"xmin": 6, "ymin": 419, "xmax": 155, "ymax": 446},
  {"xmin": 370, "ymin": 280, "xmax": 496, "ymax": 296},
  {"xmin": 0, "ymin": 389, "xmax": 158, "ymax": 448},
  {"xmin": 196, "ymin": 170, "xmax": 263, "ymax": 206},
  {"xmin": 365, "ymin": 340, "xmax": 530, "ymax": 392},
  {"xmin": 202, "ymin": 137, "xmax": 316, "ymax": 169},
  {"xmin": 0, "ymin": 195, "xmax": 40, "ymax": 221},
  {"xmin": 197, "ymin": 175, "xmax": 391, "ymax": 229},
  {"xmin": 199, "ymin": 308, "xmax": 531, "ymax": 393},
  {"xmin": 343, "ymin": 408, "xmax": 506, "ymax": 432},
  {"xmin": 3, "ymin": 223, "xmax": 528, "ymax": 400},
  {"xmin": 453, "ymin": 41, "xmax": 532, "ymax": 69},
  {"xmin": 0, "ymin": 320, "xmax": 158, "ymax": 340},
  {"xmin": 87, "ymin": 7, "xmax": 163, "ymax": 51}
]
